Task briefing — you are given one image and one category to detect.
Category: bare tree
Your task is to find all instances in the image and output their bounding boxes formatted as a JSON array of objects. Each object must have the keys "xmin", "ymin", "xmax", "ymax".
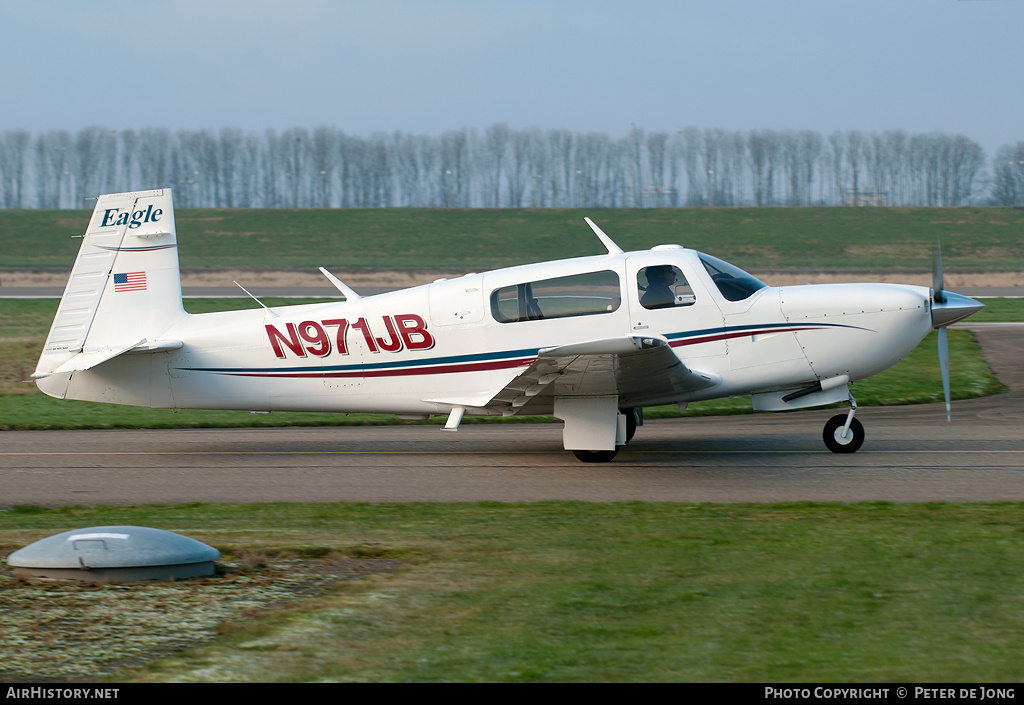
[
  {"xmin": 945, "ymin": 134, "xmax": 985, "ymax": 205},
  {"xmin": 682, "ymin": 127, "xmax": 704, "ymax": 206},
  {"xmin": 506, "ymin": 129, "xmax": 535, "ymax": 208},
  {"xmin": 0, "ymin": 129, "xmax": 31, "ymax": 208},
  {"xmin": 481, "ymin": 123, "xmax": 511, "ymax": 207},
  {"xmin": 574, "ymin": 132, "xmax": 610, "ymax": 207},
  {"xmin": 35, "ymin": 130, "xmax": 73, "ymax": 208},
  {"xmin": 74, "ymin": 126, "xmax": 117, "ymax": 204},
  {"xmin": 5, "ymin": 123, "xmax": 1008, "ymax": 210},
  {"xmin": 548, "ymin": 129, "xmax": 575, "ymax": 208},
  {"xmin": 748, "ymin": 130, "xmax": 781, "ymax": 206},
  {"xmin": 645, "ymin": 131, "xmax": 671, "ymax": 206},
  {"xmin": 990, "ymin": 142, "xmax": 1024, "ymax": 206}
]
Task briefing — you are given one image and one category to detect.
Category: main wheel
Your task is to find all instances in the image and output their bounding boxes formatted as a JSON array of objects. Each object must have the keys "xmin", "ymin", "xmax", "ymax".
[
  {"xmin": 823, "ymin": 415, "xmax": 865, "ymax": 454},
  {"xmin": 624, "ymin": 408, "xmax": 641, "ymax": 443},
  {"xmin": 572, "ymin": 449, "xmax": 619, "ymax": 463}
]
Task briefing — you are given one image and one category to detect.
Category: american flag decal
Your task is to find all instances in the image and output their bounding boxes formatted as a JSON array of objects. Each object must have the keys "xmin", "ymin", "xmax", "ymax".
[{"xmin": 114, "ymin": 271, "xmax": 147, "ymax": 292}]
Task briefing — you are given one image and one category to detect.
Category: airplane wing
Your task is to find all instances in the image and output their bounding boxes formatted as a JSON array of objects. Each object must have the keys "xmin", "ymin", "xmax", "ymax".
[{"xmin": 436, "ymin": 336, "xmax": 719, "ymax": 416}]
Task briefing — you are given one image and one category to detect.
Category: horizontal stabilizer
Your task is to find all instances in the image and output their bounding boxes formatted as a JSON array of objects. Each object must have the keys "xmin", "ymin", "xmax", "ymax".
[
  {"xmin": 36, "ymin": 339, "xmax": 144, "ymax": 378},
  {"xmin": 33, "ymin": 338, "xmax": 183, "ymax": 379}
]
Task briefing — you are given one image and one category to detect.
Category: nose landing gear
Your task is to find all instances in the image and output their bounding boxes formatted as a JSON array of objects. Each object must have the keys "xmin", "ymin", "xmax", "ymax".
[{"xmin": 823, "ymin": 394, "xmax": 864, "ymax": 453}]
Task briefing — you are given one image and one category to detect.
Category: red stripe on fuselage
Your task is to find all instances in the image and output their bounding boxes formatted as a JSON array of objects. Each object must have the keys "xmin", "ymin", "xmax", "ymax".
[
  {"xmin": 669, "ymin": 326, "xmax": 819, "ymax": 348},
  {"xmin": 215, "ymin": 357, "xmax": 538, "ymax": 379}
]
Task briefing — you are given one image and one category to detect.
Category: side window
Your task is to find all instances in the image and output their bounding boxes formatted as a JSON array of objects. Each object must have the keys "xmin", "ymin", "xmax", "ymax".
[
  {"xmin": 637, "ymin": 265, "xmax": 695, "ymax": 310},
  {"xmin": 490, "ymin": 270, "xmax": 621, "ymax": 323}
]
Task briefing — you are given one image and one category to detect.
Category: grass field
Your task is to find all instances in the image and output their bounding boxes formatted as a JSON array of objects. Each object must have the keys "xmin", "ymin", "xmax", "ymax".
[
  {"xmin": 3, "ymin": 502, "xmax": 1024, "ymax": 682},
  {"xmin": 2, "ymin": 206, "xmax": 1023, "ymax": 271}
]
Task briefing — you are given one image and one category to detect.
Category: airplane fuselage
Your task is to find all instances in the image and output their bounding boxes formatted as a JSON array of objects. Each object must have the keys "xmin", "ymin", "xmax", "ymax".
[{"xmin": 41, "ymin": 247, "xmax": 938, "ymax": 420}]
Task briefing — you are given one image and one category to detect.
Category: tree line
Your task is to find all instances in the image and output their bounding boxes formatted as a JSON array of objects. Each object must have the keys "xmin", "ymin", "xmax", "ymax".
[{"xmin": 0, "ymin": 125, "xmax": 1019, "ymax": 210}]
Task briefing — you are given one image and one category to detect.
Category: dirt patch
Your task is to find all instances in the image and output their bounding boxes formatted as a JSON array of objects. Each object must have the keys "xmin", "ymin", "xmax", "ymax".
[
  {"xmin": 3, "ymin": 268, "xmax": 1023, "ymax": 289},
  {"xmin": 0, "ymin": 556, "xmax": 402, "ymax": 683}
]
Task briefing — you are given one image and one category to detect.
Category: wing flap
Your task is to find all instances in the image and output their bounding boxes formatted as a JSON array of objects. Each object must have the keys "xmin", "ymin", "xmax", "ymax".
[{"xmin": 446, "ymin": 336, "xmax": 719, "ymax": 415}]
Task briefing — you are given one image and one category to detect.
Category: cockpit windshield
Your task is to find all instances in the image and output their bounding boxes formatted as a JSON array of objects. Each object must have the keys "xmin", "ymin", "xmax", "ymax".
[{"xmin": 698, "ymin": 253, "xmax": 768, "ymax": 302}]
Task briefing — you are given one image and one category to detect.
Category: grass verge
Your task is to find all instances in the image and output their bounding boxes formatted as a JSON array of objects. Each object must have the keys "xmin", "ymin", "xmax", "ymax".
[{"xmin": 2, "ymin": 502, "xmax": 1024, "ymax": 682}]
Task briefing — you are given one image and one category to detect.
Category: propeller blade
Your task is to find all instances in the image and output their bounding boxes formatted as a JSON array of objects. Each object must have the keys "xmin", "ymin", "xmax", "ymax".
[
  {"xmin": 929, "ymin": 241, "xmax": 982, "ymax": 422},
  {"xmin": 932, "ymin": 242, "xmax": 946, "ymax": 304},
  {"xmin": 938, "ymin": 325, "xmax": 951, "ymax": 422}
]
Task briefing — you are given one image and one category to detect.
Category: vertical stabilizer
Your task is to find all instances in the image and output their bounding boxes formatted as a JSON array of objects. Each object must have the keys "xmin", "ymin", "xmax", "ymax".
[{"xmin": 34, "ymin": 189, "xmax": 186, "ymax": 396}]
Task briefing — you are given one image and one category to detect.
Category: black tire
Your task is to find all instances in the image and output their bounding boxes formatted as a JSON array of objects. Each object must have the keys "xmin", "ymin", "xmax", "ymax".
[
  {"xmin": 624, "ymin": 408, "xmax": 640, "ymax": 444},
  {"xmin": 823, "ymin": 415, "xmax": 865, "ymax": 454},
  {"xmin": 572, "ymin": 449, "xmax": 619, "ymax": 463}
]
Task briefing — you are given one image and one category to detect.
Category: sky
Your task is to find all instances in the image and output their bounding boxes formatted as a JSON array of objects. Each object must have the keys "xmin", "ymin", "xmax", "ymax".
[{"xmin": 1, "ymin": 0, "xmax": 1021, "ymax": 156}]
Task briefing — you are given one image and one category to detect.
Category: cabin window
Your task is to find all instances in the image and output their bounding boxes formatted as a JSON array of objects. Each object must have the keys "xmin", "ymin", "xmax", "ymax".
[
  {"xmin": 637, "ymin": 265, "xmax": 695, "ymax": 310},
  {"xmin": 698, "ymin": 254, "xmax": 767, "ymax": 302},
  {"xmin": 490, "ymin": 270, "xmax": 621, "ymax": 323}
]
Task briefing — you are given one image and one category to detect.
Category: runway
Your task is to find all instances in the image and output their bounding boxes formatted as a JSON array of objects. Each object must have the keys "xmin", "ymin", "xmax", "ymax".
[{"xmin": 2, "ymin": 324, "xmax": 1021, "ymax": 506}]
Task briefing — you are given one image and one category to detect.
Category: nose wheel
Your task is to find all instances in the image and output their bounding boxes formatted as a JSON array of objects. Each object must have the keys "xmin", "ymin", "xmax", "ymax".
[
  {"xmin": 822, "ymin": 392, "xmax": 864, "ymax": 453},
  {"xmin": 823, "ymin": 402, "xmax": 865, "ymax": 453}
]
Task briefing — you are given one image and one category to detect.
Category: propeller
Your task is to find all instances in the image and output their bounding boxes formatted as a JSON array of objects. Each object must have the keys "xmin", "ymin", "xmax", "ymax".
[{"xmin": 929, "ymin": 243, "xmax": 983, "ymax": 422}]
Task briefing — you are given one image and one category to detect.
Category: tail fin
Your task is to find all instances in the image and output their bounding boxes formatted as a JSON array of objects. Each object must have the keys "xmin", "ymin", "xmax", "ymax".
[{"xmin": 34, "ymin": 189, "xmax": 186, "ymax": 396}]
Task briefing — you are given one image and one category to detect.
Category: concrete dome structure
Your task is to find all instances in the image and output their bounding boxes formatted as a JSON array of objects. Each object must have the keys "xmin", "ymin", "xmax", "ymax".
[{"xmin": 6, "ymin": 526, "xmax": 220, "ymax": 582}]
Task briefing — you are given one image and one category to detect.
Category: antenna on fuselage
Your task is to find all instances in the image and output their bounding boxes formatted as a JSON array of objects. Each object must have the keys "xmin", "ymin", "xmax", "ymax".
[
  {"xmin": 585, "ymin": 218, "xmax": 624, "ymax": 255},
  {"xmin": 319, "ymin": 267, "xmax": 362, "ymax": 301},
  {"xmin": 233, "ymin": 281, "xmax": 278, "ymax": 317}
]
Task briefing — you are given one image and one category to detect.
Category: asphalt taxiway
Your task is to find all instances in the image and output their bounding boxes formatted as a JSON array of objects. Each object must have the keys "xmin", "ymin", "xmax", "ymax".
[{"xmin": 2, "ymin": 324, "xmax": 1021, "ymax": 506}]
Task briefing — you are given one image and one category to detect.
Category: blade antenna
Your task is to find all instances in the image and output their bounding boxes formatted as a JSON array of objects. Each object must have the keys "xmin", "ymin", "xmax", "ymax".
[
  {"xmin": 584, "ymin": 218, "xmax": 624, "ymax": 255},
  {"xmin": 319, "ymin": 267, "xmax": 362, "ymax": 301}
]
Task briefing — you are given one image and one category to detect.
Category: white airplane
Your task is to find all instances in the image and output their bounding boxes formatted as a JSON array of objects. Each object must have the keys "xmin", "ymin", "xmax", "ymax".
[{"xmin": 34, "ymin": 189, "xmax": 983, "ymax": 462}]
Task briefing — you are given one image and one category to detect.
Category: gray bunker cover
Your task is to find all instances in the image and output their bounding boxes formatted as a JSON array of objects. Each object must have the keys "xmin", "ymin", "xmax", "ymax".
[{"xmin": 7, "ymin": 525, "xmax": 220, "ymax": 581}]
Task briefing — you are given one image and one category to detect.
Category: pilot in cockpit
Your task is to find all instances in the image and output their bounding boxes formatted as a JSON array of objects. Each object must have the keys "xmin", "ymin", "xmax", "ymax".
[{"xmin": 640, "ymin": 265, "xmax": 677, "ymax": 309}]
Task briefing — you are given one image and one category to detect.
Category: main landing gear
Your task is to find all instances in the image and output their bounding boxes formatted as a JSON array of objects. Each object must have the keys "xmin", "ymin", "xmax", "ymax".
[
  {"xmin": 573, "ymin": 449, "xmax": 619, "ymax": 463},
  {"xmin": 822, "ymin": 395, "xmax": 864, "ymax": 453},
  {"xmin": 570, "ymin": 407, "xmax": 641, "ymax": 463}
]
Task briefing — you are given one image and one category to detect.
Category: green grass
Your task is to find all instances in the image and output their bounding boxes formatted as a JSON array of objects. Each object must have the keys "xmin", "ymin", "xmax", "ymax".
[
  {"xmin": 3, "ymin": 501, "xmax": 1024, "ymax": 682},
  {"xmin": 3, "ymin": 207, "xmax": 1023, "ymax": 271},
  {"xmin": 970, "ymin": 296, "xmax": 1024, "ymax": 322}
]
